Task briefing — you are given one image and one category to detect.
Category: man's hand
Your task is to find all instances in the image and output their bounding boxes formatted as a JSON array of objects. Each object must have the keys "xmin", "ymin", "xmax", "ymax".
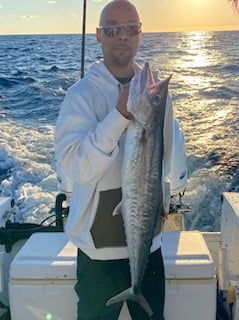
[{"xmin": 116, "ymin": 83, "xmax": 133, "ymax": 120}]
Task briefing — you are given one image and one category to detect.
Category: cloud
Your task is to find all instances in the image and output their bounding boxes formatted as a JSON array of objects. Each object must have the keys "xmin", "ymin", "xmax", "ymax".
[
  {"xmin": 69, "ymin": 13, "xmax": 78, "ymax": 18},
  {"xmin": 0, "ymin": 4, "xmax": 3, "ymax": 9},
  {"xmin": 47, "ymin": 1, "xmax": 56, "ymax": 4},
  {"xmin": 21, "ymin": 15, "xmax": 40, "ymax": 19}
]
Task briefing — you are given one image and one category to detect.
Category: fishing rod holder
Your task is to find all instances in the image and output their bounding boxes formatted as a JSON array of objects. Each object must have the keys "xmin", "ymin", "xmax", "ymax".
[
  {"xmin": 0, "ymin": 193, "xmax": 68, "ymax": 253},
  {"xmin": 169, "ymin": 192, "xmax": 192, "ymax": 214}
]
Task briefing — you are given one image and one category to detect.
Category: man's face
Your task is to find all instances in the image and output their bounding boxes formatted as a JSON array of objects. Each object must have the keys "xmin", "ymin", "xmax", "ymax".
[{"xmin": 96, "ymin": 2, "xmax": 141, "ymax": 69}]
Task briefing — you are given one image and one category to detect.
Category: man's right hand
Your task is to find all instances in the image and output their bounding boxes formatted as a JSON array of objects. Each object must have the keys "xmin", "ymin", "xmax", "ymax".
[{"xmin": 116, "ymin": 83, "xmax": 133, "ymax": 120}]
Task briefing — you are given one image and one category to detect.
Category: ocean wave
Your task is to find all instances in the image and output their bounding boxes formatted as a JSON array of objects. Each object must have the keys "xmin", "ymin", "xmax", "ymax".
[
  {"xmin": 0, "ymin": 147, "xmax": 16, "ymax": 183},
  {"xmin": 198, "ymin": 85, "xmax": 238, "ymax": 100},
  {"xmin": 48, "ymin": 65, "xmax": 61, "ymax": 72},
  {"xmin": 0, "ymin": 76, "xmax": 36, "ymax": 88}
]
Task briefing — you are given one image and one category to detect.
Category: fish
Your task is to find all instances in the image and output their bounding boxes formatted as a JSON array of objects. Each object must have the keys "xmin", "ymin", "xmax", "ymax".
[{"xmin": 106, "ymin": 63, "xmax": 172, "ymax": 317}]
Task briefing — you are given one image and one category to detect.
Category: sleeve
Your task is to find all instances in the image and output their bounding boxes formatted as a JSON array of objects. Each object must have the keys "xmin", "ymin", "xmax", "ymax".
[
  {"xmin": 163, "ymin": 93, "xmax": 174, "ymax": 179},
  {"xmin": 54, "ymin": 84, "xmax": 130, "ymax": 187},
  {"xmin": 162, "ymin": 93, "xmax": 174, "ymax": 212},
  {"xmin": 163, "ymin": 93, "xmax": 187, "ymax": 212}
]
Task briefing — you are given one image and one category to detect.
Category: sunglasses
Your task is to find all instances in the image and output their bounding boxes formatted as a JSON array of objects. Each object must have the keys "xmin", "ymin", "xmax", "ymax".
[{"xmin": 98, "ymin": 22, "xmax": 142, "ymax": 38}]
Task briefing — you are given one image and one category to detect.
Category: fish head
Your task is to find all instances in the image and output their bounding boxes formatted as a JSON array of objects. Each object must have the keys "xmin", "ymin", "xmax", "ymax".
[{"xmin": 127, "ymin": 63, "xmax": 172, "ymax": 125}]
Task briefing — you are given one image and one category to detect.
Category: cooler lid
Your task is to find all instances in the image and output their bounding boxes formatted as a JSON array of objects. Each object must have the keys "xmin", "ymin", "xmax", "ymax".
[
  {"xmin": 10, "ymin": 231, "xmax": 215, "ymax": 281},
  {"xmin": 162, "ymin": 231, "xmax": 215, "ymax": 279},
  {"xmin": 10, "ymin": 232, "xmax": 77, "ymax": 280}
]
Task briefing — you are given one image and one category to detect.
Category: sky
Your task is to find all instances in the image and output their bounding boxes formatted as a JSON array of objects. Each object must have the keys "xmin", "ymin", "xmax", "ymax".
[{"xmin": 0, "ymin": 0, "xmax": 239, "ymax": 35}]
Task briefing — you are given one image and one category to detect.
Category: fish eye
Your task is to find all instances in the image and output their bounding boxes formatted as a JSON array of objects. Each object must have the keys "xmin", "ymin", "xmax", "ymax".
[{"xmin": 152, "ymin": 93, "xmax": 162, "ymax": 105}]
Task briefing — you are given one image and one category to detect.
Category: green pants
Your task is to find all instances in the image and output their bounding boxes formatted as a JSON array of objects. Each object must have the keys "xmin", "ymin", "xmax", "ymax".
[{"xmin": 75, "ymin": 248, "xmax": 165, "ymax": 320}]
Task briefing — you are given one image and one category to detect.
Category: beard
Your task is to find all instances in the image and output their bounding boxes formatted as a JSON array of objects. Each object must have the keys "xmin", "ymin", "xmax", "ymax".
[
  {"xmin": 112, "ymin": 54, "xmax": 134, "ymax": 67},
  {"xmin": 111, "ymin": 51, "xmax": 134, "ymax": 67},
  {"xmin": 105, "ymin": 45, "xmax": 136, "ymax": 67}
]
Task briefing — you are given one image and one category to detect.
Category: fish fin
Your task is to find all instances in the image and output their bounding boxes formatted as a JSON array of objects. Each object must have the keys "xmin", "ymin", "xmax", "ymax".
[
  {"xmin": 112, "ymin": 201, "xmax": 122, "ymax": 216},
  {"xmin": 106, "ymin": 287, "xmax": 153, "ymax": 317}
]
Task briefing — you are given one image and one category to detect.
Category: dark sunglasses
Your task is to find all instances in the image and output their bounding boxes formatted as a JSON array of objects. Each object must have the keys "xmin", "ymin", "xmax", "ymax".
[{"xmin": 98, "ymin": 22, "xmax": 142, "ymax": 38}]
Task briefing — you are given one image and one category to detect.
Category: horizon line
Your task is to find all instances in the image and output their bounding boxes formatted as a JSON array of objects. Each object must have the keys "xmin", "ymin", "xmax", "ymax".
[{"xmin": 1, "ymin": 27, "xmax": 239, "ymax": 36}]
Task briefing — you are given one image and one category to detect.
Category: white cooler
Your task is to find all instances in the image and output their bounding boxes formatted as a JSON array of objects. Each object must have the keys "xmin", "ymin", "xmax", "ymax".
[{"xmin": 9, "ymin": 231, "xmax": 216, "ymax": 320}]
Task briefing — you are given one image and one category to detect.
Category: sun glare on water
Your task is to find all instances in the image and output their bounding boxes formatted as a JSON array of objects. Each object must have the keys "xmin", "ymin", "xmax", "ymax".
[
  {"xmin": 174, "ymin": 31, "xmax": 217, "ymax": 87},
  {"xmin": 184, "ymin": 31, "xmax": 211, "ymax": 68}
]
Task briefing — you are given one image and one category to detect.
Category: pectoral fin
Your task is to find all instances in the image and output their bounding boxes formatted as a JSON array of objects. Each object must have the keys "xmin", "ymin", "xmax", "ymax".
[{"xmin": 112, "ymin": 201, "xmax": 122, "ymax": 216}]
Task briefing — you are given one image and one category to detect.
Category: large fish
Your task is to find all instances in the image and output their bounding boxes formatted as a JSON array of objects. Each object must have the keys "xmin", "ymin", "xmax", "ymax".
[{"xmin": 106, "ymin": 63, "xmax": 172, "ymax": 317}]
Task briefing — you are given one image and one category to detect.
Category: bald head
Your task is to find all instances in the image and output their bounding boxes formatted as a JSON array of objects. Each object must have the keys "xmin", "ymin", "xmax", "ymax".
[
  {"xmin": 99, "ymin": 0, "xmax": 140, "ymax": 26},
  {"xmin": 96, "ymin": 0, "xmax": 141, "ymax": 78}
]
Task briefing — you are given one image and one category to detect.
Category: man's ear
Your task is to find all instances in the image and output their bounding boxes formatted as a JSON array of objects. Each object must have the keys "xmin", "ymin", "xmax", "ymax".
[{"xmin": 96, "ymin": 28, "xmax": 101, "ymax": 42}]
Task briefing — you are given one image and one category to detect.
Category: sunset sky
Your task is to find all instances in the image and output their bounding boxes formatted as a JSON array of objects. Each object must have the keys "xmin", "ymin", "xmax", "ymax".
[{"xmin": 0, "ymin": 0, "xmax": 238, "ymax": 35}]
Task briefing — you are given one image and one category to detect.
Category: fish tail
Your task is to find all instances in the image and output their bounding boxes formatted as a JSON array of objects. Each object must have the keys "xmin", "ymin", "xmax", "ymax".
[{"xmin": 106, "ymin": 287, "xmax": 153, "ymax": 317}]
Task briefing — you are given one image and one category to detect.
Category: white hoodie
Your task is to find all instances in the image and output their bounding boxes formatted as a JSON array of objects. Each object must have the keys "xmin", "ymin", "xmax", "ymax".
[{"xmin": 55, "ymin": 61, "xmax": 174, "ymax": 260}]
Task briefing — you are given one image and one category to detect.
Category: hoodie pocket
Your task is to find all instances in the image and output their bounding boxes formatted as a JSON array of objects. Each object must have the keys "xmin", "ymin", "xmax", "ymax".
[{"xmin": 90, "ymin": 188, "xmax": 127, "ymax": 248}]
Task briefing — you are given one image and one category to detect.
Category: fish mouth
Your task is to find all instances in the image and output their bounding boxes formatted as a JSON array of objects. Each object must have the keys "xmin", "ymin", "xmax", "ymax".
[{"xmin": 140, "ymin": 63, "xmax": 154, "ymax": 93}]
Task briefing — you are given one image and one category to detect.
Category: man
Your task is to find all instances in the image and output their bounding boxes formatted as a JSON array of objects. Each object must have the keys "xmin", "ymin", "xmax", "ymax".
[{"xmin": 55, "ymin": 1, "xmax": 173, "ymax": 319}]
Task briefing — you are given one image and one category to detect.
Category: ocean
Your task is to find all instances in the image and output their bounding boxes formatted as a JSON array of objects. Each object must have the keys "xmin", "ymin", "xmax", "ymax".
[{"xmin": 0, "ymin": 31, "xmax": 238, "ymax": 230}]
